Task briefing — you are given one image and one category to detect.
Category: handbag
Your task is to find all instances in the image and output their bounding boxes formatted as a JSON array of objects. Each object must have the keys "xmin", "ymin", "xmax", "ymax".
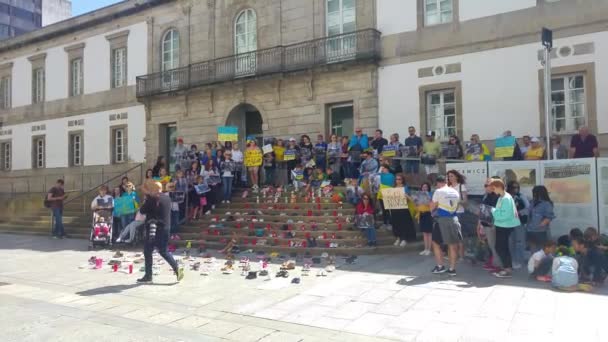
[{"xmin": 199, "ymin": 196, "xmax": 208, "ymax": 207}]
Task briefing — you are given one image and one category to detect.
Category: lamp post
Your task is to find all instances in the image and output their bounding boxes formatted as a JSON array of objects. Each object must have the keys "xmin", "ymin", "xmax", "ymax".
[{"xmin": 542, "ymin": 28, "xmax": 553, "ymax": 159}]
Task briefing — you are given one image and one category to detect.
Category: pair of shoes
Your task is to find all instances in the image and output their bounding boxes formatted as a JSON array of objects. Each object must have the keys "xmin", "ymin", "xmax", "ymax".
[
  {"xmin": 276, "ymin": 270, "xmax": 289, "ymax": 278},
  {"xmin": 137, "ymin": 276, "xmax": 152, "ymax": 283},
  {"xmin": 393, "ymin": 239, "xmax": 400, "ymax": 246},
  {"xmin": 494, "ymin": 270, "xmax": 512, "ymax": 278},
  {"xmin": 419, "ymin": 249, "xmax": 430, "ymax": 256},
  {"xmin": 431, "ymin": 265, "xmax": 446, "ymax": 274},
  {"xmin": 399, "ymin": 240, "xmax": 407, "ymax": 247}
]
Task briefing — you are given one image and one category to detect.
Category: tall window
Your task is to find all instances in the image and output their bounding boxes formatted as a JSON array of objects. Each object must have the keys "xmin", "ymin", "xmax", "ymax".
[
  {"xmin": 33, "ymin": 137, "xmax": 45, "ymax": 168},
  {"xmin": 161, "ymin": 29, "xmax": 180, "ymax": 72},
  {"xmin": 70, "ymin": 58, "xmax": 83, "ymax": 96},
  {"xmin": 32, "ymin": 67, "xmax": 45, "ymax": 103},
  {"xmin": 427, "ymin": 89, "xmax": 456, "ymax": 140},
  {"xmin": 551, "ymin": 74, "xmax": 586, "ymax": 133},
  {"xmin": 235, "ymin": 9, "xmax": 257, "ymax": 55},
  {"xmin": 0, "ymin": 76, "xmax": 10, "ymax": 109},
  {"xmin": 327, "ymin": 0, "xmax": 356, "ymax": 36},
  {"xmin": 111, "ymin": 47, "xmax": 127, "ymax": 88},
  {"xmin": 112, "ymin": 127, "xmax": 126, "ymax": 164},
  {"xmin": 425, "ymin": 0, "xmax": 454, "ymax": 26},
  {"xmin": 69, "ymin": 133, "xmax": 83, "ymax": 166},
  {"xmin": 0, "ymin": 141, "xmax": 10, "ymax": 171}
]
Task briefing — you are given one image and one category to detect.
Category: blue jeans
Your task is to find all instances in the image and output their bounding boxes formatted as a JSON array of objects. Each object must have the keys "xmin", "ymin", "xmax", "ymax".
[
  {"xmin": 365, "ymin": 228, "xmax": 377, "ymax": 243},
  {"xmin": 171, "ymin": 210, "xmax": 180, "ymax": 233},
  {"xmin": 403, "ymin": 160, "xmax": 420, "ymax": 174},
  {"xmin": 121, "ymin": 213, "xmax": 135, "ymax": 233},
  {"xmin": 509, "ymin": 225, "xmax": 525, "ymax": 266},
  {"xmin": 144, "ymin": 229, "xmax": 178, "ymax": 278},
  {"xmin": 222, "ymin": 176, "xmax": 233, "ymax": 201},
  {"xmin": 51, "ymin": 208, "xmax": 64, "ymax": 237}
]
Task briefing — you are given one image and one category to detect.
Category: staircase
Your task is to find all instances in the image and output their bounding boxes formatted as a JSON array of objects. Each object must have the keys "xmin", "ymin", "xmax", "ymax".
[{"xmin": 0, "ymin": 187, "xmax": 417, "ymax": 255}]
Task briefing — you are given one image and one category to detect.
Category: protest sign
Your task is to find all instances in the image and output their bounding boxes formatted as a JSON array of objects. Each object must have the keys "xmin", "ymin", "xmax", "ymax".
[
  {"xmin": 382, "ymin": 145, "xmax": 398, "ymax": 157},
  {"xmin": 381, "ymin": 188, "xmax": 409, "ymax": 209},
  {"xmin": 244, "ymin": 149, "xmax": 263, "ymax": 167},
  {"xmin": 494, "ymin": 136, "xmax": 516, "ymax": 158},
  {"xmin": 262, "ymin": 144, "xmax": 273, "ymax": 154},
  {"xmin": 217, "ymin": 126, "xmax": 238, "ymax": 142},
  {"xmin": 284, "ymin": 150, "xmax": 296, "ymax": 161}
]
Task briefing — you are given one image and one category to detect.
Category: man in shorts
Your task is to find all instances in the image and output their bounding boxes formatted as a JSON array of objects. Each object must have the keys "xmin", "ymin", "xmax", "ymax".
[{"xmin": 430, "ymin": 175, "xmax": 462, "ymax": 276}]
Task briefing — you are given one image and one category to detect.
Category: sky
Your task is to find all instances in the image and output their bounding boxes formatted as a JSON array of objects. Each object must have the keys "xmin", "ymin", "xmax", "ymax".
[{"xmin": 72, "ymin": 0, "xmax": 125, "ymax": 16}]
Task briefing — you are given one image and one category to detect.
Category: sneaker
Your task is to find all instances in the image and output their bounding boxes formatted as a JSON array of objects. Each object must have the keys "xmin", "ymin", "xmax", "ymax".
[
  {"xmin": 399, "ymin": 240, "xmax": 407, "ymax": 247},
  {"xmin": 447, "ymin": 269, "xmax": 457, "ymax": 277},
  {"xmin": 494, "ymin": 270, "xmax": 512, "ymax": 278},
  {"xmin": 137, "ymin": 276, "xmax": 152, "ymax": 283},
  {"xmin": 512, "ymin": 263, "xmax": 522, "ymax": 270},
  {"xmin": 419, "ymin": 250, "xmax": 428, "ymax": 256},
  {"xmin": 227, "ymin": 200, "xmax": 231, "ymax": 204},
  {"xmin": 205, "ymin": 211, "xmax": 211, "ymax": 215},
  {"xmin": 394, "ymin": 239, "xmax": 400, "ymax": 246},
  {"xmin": 431, "ymin": 266, "xmax": 447, "ymax": 274},
  {"xmin": 176, "ymin": 267, "xmax": 185, "ymax": 282},
  {"xmin": 115, "ymin": 238, "xmax": 122, "ymax": 243},
  {"xmin": 424, "ymin": 250, "xmax": 432, "ymax": 256}
]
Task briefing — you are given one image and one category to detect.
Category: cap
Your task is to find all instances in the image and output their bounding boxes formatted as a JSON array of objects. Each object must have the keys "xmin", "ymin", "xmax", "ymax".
[
  {"xmin": 289, "ymin": 137, "xmax": 296, "ymax": 142},
  {"xmin": 436, "ymin": 175, "xmax": 446, "ymax": 183},
  {"xmin": 426, "ymin": 131, "xmax": 436, "ymax": 137},
  {"xmin": 531, "ymin": 137, "xmax": 540, "ymax": 143}
]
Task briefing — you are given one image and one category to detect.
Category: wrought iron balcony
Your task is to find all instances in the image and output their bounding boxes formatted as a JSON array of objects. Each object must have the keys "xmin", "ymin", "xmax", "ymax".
[{"xmin": 136, "ymin": 28, "xmax": 381, "ymax": 98}]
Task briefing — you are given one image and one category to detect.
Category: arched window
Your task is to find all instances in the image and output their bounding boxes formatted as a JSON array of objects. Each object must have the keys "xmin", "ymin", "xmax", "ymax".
[
  {"xmin": 161, "ymin": 29, "xmax": 180, "ymax": 71},
  {"xmin": 234, "ymin": 9, "xmax": 257, "ymax": 55}
]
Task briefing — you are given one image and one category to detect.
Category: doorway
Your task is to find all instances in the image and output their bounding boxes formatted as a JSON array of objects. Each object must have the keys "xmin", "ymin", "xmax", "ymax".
[
  {"xmin": 329, "ymin": 103, "xmax": 354, "ymax": 137},
  {"xmin": 226, "ymin": 104, "xmax": 264, "ymax": 148},
  {"xmin": 159, "ymin": 123, "xmax": 178, "ymax": 173}
]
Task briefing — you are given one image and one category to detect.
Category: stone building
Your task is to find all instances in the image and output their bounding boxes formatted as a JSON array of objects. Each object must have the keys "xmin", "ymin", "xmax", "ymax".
[{"xmin": 136, "ymin": 0, "xmax": 380, "ymax": 166}]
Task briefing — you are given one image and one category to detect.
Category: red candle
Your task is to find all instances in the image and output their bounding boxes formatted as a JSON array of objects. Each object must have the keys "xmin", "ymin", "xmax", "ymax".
[
  {"xmin": 307, "ymin": 210, "xmax": 312, "ymax": 216},
  {"xmin": 128, "ymin": 264, "xmax": 133, "ymax": 274},
  {"xmin": 332, "ymin": 210, "xmax": 337, "ymax": 216},
  {"xmin": 338, "ymin": 223, "xmax": 342, "ymax": 231},
  {"xmin": 112, "ymin": 264, "xmax": 118, "ymax": 272}
]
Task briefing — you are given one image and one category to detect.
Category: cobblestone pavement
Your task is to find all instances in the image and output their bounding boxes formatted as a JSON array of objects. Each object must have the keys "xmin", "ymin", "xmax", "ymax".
[{"xmin": 1, "ymin": 233, "xmax": 607, "ymax": 342}]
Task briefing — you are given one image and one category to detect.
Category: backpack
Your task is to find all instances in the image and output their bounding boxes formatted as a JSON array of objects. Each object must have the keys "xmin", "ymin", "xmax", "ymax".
[{"xmin": 43, "ymin": 195, "xmax": 51, "ymax": 208}]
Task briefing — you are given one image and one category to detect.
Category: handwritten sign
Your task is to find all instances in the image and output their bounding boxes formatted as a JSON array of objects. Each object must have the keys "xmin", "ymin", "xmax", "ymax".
[
  {"xmin": 494, "ymin": 136, "xmax": 516, "ymax": 159},
  {"xmin": 284, "ymin": 150, "xmax": 296, "ymax": 161},
  {"xmin": 382, "ymin": 145, "xmax": 398, "ymax": 157},
  {"xmin": 217, "ymin": 126, "xmax": 238, "ymax": 142},
  {"xmin": 381, "ymin": 188, "xmax": 409, "ymax": 209},
  {"xmin": 244, "ymin": 149, "xmax": 263, "ymax": 167},
  {"xmin": 262, "ymin": 144, "xmax": 273, "ymax": 155}
]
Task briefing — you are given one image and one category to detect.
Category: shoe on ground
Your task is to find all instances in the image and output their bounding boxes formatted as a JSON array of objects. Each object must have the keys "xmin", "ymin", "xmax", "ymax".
[
  {"xmin": 494, "ymin": 270, "xmax": 512, "ymax": 278},
  {"xmin": 512, "ymin": 263, "xmax": 522, "ymax": 270},
  {"xmin": 52, "ymin": 236, "xmax": 59, "ymax": 239},
  {"xmin": 227, "ymin": 200, "xmax": 231, "ymax": 204},
  {"xmin": 424, "ymin": 250, "xmax": 432, "ymax": 256},
  {"xmin": 137, "ymin": 276, "xmax": 152, "ymax": 283},
  {"xmin": 419, "ymin": 250, "xmax": 427, "ymax": 256},
  {"xmin": 431, "ymin": 265, "xmax": 447, "ymax": 274},
  {"xmin": 399, "ymin": 240, "xmax": 407, "ymax": 247},
  {"xmin": 115, "ymin": 238, "xmax": 122, "ymax": 243},
  {"xmin": 536, "ymin": 275, "xmax": 552, "ymax": 282},
  {"xmin": 447, "ymin": 269, "xmax": 456, "ymax": 277},
  {"xmin": 394, "ymin": 239, "xmax": 400, "ymax": 246}
]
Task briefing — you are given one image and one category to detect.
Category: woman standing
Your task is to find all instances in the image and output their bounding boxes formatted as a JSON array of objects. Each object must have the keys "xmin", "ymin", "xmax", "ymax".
[
  {"xmin": 285, "ymin": 138, "xmax": 300, "ymax": 184},
  {"xmin": 201, "ymin": 159, "xmax": 221, "ymax": 213},
  {"xmin": 356, "ymin": 193, "xmax": 376, "ymax": 247},
  {"xmin": 231, "ymin": 143, "xmax": 244, "ymax": 187},
  {"xmin": 299, "ymin": 135, "xmax": 314, "ymax": 166},
  {"xmin": 327, "ymin": 134, "xmax": 342, "ymax": 174},
  {"xmin": 447, "ymin": 170, "xmax": 468, "ymax": 259},
  {"xmin": 244, "ymin": 139, "xmax": 263, "ymax": 190},
  {"xmin": 385, "ymin": 133, "xmax": 403, "ymax": 173},
  {"xmin": 416, "ymin": 182, "xmax": 434, "ymax": 255},
  {"xmin": 446, "ymin": 135, "xmax": 464, "ymax": 160},
  {"xmin": 490, "ymin": 178, "xmax": 522, "ymax": 278},
  {"xmin": 527, "ymin": 185, "xmax": 555, "ymax": 252},
  {"xmin": 390, "ymin": 173, "xmax": 416, "ymax": 247},
  {"xmin": 507, "ymin": 181, "xmax": 529, "ymax": 269}
]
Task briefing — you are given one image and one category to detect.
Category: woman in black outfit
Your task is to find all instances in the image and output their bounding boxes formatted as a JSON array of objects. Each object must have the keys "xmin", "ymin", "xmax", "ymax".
[
  {"xmin": 137, "ymin": 180, "xmax": 184, "ymax": 283},
  {"xmin": 390, "ymin": 173, "xmax": 416, "ymax": 246}
]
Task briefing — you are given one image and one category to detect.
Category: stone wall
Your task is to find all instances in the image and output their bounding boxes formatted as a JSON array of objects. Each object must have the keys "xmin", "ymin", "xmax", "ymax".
[{"xmin": 145, "ymin": 63, "xmax": 378, "ymax": 161}]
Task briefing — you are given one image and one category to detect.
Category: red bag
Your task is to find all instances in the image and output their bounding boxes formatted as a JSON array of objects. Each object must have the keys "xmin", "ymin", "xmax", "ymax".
[{"xmin": 199, "ymin": 196, "xmax": 207, "ymax": 207}]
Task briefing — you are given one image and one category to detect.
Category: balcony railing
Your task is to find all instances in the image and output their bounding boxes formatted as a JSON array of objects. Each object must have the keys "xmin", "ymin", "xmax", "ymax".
[{"xmin": 136, "ymin": 28, "xmax": 381, "ymax": 98}]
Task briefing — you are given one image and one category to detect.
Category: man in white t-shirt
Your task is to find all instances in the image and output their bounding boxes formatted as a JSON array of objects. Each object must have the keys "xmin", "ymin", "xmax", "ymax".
[{"xmin": 430, "ymin": 175, "xmax": 461, "ymax": 276}]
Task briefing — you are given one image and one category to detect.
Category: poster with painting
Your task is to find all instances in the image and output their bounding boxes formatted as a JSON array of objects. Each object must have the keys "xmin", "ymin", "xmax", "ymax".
[
  {"xmin": 488, "ymin": 161, "xmax": 541, "ymax": 199},
  {"xmin": 541, "ymin": 158, "xmax": 598, "ymax": 236},
  {"xmin": 451, "ymin": 162, "xmax": 488, "ymax": 196},
  {"xmin": 597, "ymin": 158, "xmax": 608, "ymax": 232}
]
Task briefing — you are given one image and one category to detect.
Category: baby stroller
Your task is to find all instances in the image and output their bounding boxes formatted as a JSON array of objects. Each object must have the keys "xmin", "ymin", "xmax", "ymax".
[{"xmin": 89, "ymin": 201, "xmax": 114, "ymax": 250}]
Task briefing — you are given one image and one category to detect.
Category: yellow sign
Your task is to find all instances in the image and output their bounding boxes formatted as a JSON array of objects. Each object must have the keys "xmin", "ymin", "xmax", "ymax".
[
  {"xmin": 381, "ymin": 188, "xmax": 409, "ymax": 210},
  {"xmin": 244, "ymin": 149, "xmax": 263, "ymax": 167}
]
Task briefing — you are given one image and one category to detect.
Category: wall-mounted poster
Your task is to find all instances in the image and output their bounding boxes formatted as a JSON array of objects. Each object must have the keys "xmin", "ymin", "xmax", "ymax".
[
  {"xmin": 489, "ymin": 161, "xmax": 541, "ymax": 200},
  {"xmin": 597, "ymin": 158, "xmax": 608, "ymax": 233},
  {"xmin": 451, "ymin": 162, "xmax": 487, "ymax": 196},
  {"xmin": 541, "ymin": 158, "xmax": 598, "ymax": 237}
]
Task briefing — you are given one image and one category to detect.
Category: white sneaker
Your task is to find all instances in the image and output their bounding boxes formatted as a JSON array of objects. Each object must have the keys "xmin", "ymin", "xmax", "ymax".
[
  {"xmin": 221, "ymin": 200, "xmax": 226, "ymax": 204},
  {"xmin": 394, "ymin": 239, "xmax": 400, "ymax": 246},
  {"xmin": 115, "ymin": 238, "xmax": 122, "ymax": 243},
  {"xmin": 226, "ymin": 200, "xmax": 231, "ymax": 204},
  {"xmin": 419, "ymin": 249, "xmax": 427, "ymax": 255},
  {"xmin": 424, "ymin": 250, "xmax": 432, "ymax": 256},
  {"xmin": 205, "ymin": 210, "xmax": 211, "ymax": 215},
  {"xmin": 399, "ymin": 240, "xmax": 407, "ymax": 247}
]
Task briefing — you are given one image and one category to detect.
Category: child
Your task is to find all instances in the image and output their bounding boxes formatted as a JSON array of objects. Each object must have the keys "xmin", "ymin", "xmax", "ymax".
[
  {"xmin": 551, "ymin": 246, "xmax": 580, "ymax": 291},
  {"xmin": 583, "ymin": 227, "xmax": 607, "ymax": 251},
  {"xmin": 573, "ymin": 237, "xmax": 608, "ymax": 285},
  {"xmin": 557, "ymin": 227, "xmax": 583, "ymax": 247},
  {"xmin": 356, "ymin": 193, "xmax": 376, "ymax": 247},
  {"xmin": 305, "ymin": 168, "xmax": 326, "ymax": 193},
  {"xmin": 345, "ymin": 178, "xmax": 363, "ymax": 205},
  {"xmin": 220, "ymin": 151, "xmax": 236, "ymax": 203},
  {"xmin": 191, "ymin": 176, "xmax": 209, "ymax": 220},
  {"xmin": 528, "ymin": 240, "xmax": 557, "ymax": 281},
  {"xmin": 154, "ymin": 168, "xmax": 171, "ymax": 191},
  {"xmin": 291, "ymin": 165, "xmax": 305, "ymax": 191},
  {"xmin": 326, "ymin": 167, "xmax": 342, "ymax": 186}
]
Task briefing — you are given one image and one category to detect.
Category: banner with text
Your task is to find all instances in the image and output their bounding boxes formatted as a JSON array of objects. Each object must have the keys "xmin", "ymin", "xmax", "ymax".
[
  {"xmin": 244, "ymin": 149, "xmax": 263, "ymax": 167},
  {"xmin": 217, "ymin": 126, "xmax": 238, "ymax": 142},
  {"xmin": 451, "ymin": 162, "xmax": 488, "ymax": 196},
  {"xmin": 381, "ymin": 188, "xmax": 409, "ymax": 209},
  {"xmin": 541, "ymin": 158, "xmax": 598, "ymax": 237}
]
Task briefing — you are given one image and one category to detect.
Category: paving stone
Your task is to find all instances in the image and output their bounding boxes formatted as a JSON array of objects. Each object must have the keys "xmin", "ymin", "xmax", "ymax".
[
  {"xmin": 325, "ymin": 301, "xmax": 375, "ymax": 320},
  {"xmin": 225, "ymin": 326, "xmax": 276, "ymax": 342},
  {"xmin": 343, "ymin": 312, "xmax": 397, "ymax": 336},
  {"xmin": 356, "ymin": 289, "xmax": 397, "ymax": 304},
  {"xmin": 254, "ymin": 308, "xmax": 289, "ymax": 320},
  {"xmin": 259, "ymin": 331, "xmax": 303, "ymax": 342},
  {"xmin": 371, "ymin": 298, "xmax": 416, "ymax": 316},
  {"xmin": 197, "ymin": 320, "xmax": 243, "ymax": 338},
  {"xmin": 309, "ymin": 316, "xmax": 351, "ymax": 331},
  {"xmin": 168, "ymin": 315, "xmax": 212, "ymax": 329}
]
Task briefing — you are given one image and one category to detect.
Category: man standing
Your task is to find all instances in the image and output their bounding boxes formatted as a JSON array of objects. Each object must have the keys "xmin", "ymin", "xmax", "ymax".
[
  {"xmin": 421, "ymin": 131, "xmax": 441, "ymax": 182},
  {"xmin": 370, "ymin": 129, "xmax": 388, "ymax": 156},
  {"xmin": 314, "ymin": 134, "xmax": 328, "ymax": 171},
  {"xmin": 430, "ymin": 175, "xmax": 461, "ymax": 276},
  {"xmin": 47, "ymin": 179, "xmax": 67, "ymax": 239},
  {"xmin": 570, "ymin": 126, "xmax": 599, "ymax": 158},
  {"xmin": 138, "ymin": 180, "xmax": 184, "ymax": 284},
  {"xmin": 403, "ymin": 126, "xmax": 423, "ymax": 174},
  {"xmin": 348, "ymin": 128, "xmax": 369, "ymax": 179},
  {"xmin": 173, "ymin": 138, "xmax": 188, "ymax": 171}
]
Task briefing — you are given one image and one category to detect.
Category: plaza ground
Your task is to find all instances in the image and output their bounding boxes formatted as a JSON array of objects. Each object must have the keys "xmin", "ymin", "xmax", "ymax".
[{"xmin": 1, "ymin": 233, "xmax": 607, "ymax": 342}]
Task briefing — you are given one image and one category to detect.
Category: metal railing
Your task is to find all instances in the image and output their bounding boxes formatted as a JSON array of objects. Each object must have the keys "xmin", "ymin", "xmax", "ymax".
[{"xmin": 136, "ymin": 28, "xmax": 381, "ymax": 98}]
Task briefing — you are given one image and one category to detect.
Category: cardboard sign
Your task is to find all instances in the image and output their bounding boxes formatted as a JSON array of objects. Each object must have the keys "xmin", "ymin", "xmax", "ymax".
[
  {"xmin": 494, "ymin": 136, "xmax": 516, "ymax": 158},
  {"xmin": 244, "ymin": 149, "xmax": 263, "ymax": 167},
  {"xmin": 381, "ymin": 188, "xmax": 409, "ymax": 209},
  {"xmin": 217, "ymin": 126, "xmax": 238, "ymax": 142},
  {"xmin": 262, "ymin": 144, "xmax": 273, "ymax": 155},
  {"xmin": 284, "ymin": 150, "xmax": 296, "ymax": 161},
  {"xmin": 382, "ymin": 145, "xmax": 398, "ymax": 157}
]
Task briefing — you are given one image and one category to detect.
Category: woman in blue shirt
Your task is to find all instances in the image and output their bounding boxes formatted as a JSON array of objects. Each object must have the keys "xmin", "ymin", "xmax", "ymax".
[{"xmin": 527, "ymin": 185, "xmax": 555, "ymax": 252}]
